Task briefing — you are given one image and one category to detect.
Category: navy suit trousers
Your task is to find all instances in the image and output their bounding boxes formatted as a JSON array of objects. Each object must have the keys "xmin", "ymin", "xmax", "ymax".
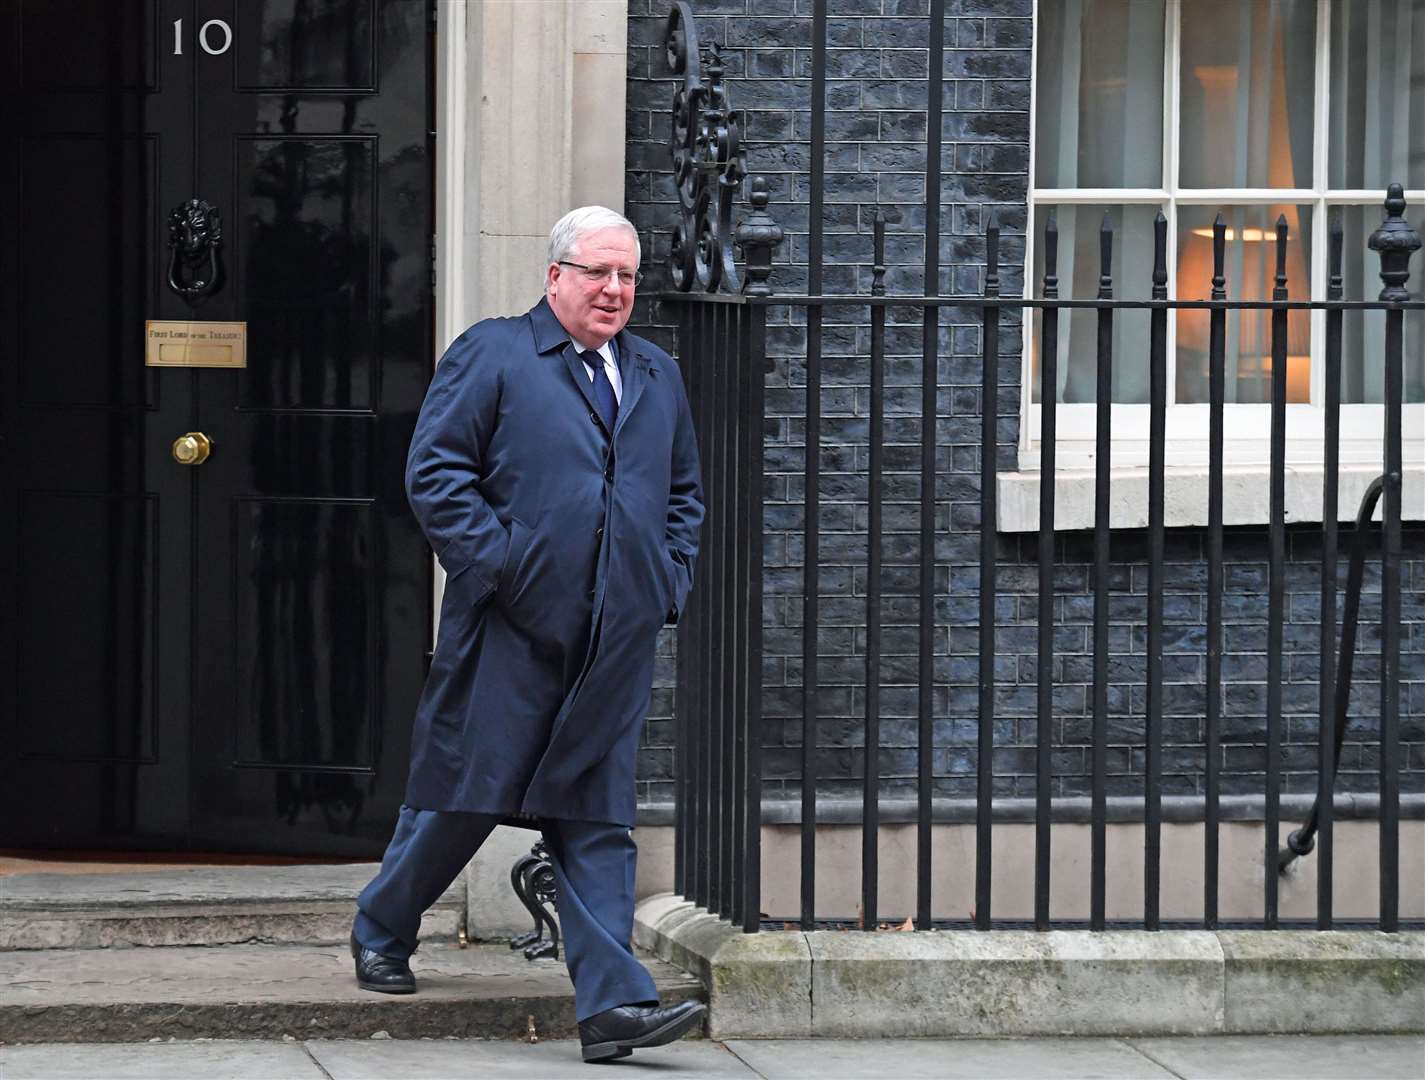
[{"xmin": 353, "ymin": 806, "xmax": 658, "ymax": 1022}]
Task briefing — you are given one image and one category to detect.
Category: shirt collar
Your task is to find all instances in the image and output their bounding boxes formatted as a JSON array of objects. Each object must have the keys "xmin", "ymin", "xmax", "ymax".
[{"xmin": 574, "ymin": 336, "xmax": 617, "ymax": 372}]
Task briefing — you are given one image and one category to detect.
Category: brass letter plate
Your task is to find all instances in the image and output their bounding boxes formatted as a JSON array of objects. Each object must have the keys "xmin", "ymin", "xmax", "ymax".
[{"xmin": 145, "ymin": 320, "xmax": 247, "ymax": 368}]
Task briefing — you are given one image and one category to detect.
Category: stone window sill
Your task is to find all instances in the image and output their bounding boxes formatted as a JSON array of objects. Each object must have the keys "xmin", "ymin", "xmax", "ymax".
[{"xmin": 996, "ymin": 463, "xmax": 1425, "ymax": 532}]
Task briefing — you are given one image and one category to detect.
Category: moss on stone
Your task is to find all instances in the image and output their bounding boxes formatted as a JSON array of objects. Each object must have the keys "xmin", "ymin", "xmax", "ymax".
[{"xmin": 1373, "ymin": 961, "xmax": 1418, "ymax": 997}]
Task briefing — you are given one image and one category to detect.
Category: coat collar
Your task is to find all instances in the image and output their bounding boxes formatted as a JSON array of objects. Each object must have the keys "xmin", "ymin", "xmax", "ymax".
[{"xmin": 527, "ymin": 298, "xmax": 654, "ymax": 441}]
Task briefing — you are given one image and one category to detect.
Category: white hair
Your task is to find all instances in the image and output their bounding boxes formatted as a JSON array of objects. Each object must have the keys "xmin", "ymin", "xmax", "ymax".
[{"xmin": 547, "ymin": 206, "xmax": 642, "ymax": 271}]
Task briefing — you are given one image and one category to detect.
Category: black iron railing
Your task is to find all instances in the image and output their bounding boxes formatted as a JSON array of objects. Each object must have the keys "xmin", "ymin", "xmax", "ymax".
[
  {"xmin": 672, "ymin": 292, "xmax": 764, "ymax": 932},
  {"xmin": 660, "ymin": 3, "xmax": 1420, "ymax": 935}
]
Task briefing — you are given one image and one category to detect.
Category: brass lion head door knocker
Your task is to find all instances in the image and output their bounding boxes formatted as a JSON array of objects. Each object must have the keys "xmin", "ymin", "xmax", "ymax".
[{"xmin": 167, "ymin": 198, "xmax": 224, "ymax": 303}]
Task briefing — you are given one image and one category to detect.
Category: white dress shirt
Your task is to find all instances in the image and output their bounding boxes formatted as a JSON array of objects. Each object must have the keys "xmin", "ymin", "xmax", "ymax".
[{"xmin": 576, "ymin": 338, "xmax": 623, "ymax": 404}]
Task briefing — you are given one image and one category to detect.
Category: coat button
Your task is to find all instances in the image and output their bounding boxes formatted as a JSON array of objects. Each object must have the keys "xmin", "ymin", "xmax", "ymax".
[
  {"xmin": 595, "ymin": 527, "xmax": 604, "ymax": 541},
  {"xmin": 590, "ymin": 411, "xmax": 600, "ymax": 425},
  {"xmin": 604, "ymin": 466, "xmax": 614, "ymax": 482},
  {"xmin": 587, "ymin": 589, "xmax": 596, "ymax": 601}
]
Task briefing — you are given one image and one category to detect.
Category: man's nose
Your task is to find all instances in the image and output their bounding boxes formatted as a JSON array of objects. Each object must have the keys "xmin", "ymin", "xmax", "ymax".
[{"xmin": 600, "ymin": 275, "xmax": 622, "ymax": 297}]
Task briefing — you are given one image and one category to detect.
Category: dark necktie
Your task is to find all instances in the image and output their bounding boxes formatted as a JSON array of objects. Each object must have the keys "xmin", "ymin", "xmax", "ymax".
[{"xmin": 581, "ymin": 348, "xmax": 619, "ymax": 433}]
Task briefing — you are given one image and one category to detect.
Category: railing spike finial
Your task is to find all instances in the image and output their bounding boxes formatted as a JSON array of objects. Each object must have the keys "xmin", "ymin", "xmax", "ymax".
[
  {"xmin": 1043, "ymin": 211, "xmax": 1059, "ymax": 299},
  {"xmin": 737, "ymin": 176, "xmax": 784, "ymax": 297},
  {"xmin": 1211, "ymin": 214, "xmax": 1227, "ymax": 300},
  {"xmin": 984, "ymin": 210, "xmax": 1001, "ymax": 298},
  {"xmin": 1152, "ymin": 211, "xmax": 1168, "ymax": 301},
  {"xmin": 1369, "ymin": 183, "xmax": 1421, "ymax": 302},
  {"xmin": 869, "ymin": 205, "xmax": 894, "ymax": 297},
  {"xmin": 1098, "ymin": 212, "xmax": 1114, "ymax": 299},
  {"xmin": 1328, "ymin": 210, "xmax": 1345, "ymax": 300},
  {"xmin": 1274, "ymin": 215, "xmax": 1290, "ymax": 296}
]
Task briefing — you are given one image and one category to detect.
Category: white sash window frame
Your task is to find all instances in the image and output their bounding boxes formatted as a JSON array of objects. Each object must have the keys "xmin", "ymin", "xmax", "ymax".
[{"xmin": 1005, "ymin": 0, "xmax": 1425, "ymax": 530}]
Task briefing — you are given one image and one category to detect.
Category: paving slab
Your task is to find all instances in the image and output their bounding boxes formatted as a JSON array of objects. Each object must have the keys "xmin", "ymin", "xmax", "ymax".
[
  {"xmin": 2, "ymin": 1036, "xmax": 1421, "ymax": 1080},
  {"xmin": 307, "ymin": 1037, "xmax": 749, "ymax": 1078},
  {"xmin": 0, "ymin": 1040, "xmax": 327, "ymax": 1079},
  {"xmin": 0, "ymin": 942, "xmax": 702, "ymax": 1043},
  {"xmin": 1128, "ymin": 1034, "xmax": 1425, "ymax": 1079},
  {"xmin": 0, "ymin": 865, "xmax": 463, "ymax": 949},
  {"xmin": 722, "ymin": 1037, "xmax": 1177, "ymax": 1079}
]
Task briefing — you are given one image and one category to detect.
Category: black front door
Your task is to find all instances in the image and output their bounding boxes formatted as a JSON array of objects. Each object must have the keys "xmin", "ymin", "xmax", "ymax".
[{"xmin": 0, "ymin": 0, "xmax": 433, "ymax": 856}]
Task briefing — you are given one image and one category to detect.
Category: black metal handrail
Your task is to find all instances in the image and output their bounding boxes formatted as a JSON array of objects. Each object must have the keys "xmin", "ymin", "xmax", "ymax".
[{"xmin": 1279, "ymin": 474, "xmax": 1388, "ymax": 873}]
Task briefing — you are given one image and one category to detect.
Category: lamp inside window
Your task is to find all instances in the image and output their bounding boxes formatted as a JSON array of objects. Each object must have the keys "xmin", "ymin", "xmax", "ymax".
[{"xmin": 1175, "ymin": 205, "xmax": 1313, "ymax": 406}]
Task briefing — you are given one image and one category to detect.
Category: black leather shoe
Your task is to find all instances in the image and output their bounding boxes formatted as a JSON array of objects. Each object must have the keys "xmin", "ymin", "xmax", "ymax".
[
  {"xmin": 350, "ymin": 932, "xmax": 416, "ymax": 994},
  {"xmin": 578, "ymin": 1000, "xmax": 706, "ymax": 1062}
]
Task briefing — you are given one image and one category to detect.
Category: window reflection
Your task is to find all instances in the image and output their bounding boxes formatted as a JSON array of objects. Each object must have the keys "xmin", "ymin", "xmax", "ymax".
[
  {"xmin": 237, "ymin": 0, "xmax": 374, "ymax": 89},
  {"xmin": 241, "ymin": 139, "xmax": 375, "ymax": 411}
]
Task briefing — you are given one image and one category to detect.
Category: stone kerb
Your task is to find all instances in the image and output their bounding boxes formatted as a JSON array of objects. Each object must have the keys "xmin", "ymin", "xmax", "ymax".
[
  {"xmin": 1218, "ymin": 930, "xmax": 1425, "ymax": 1034},
  {"xmin": 634, "ymin": 894, "xmax": 813, "ymax": 1038},
  {"xmin": 634, "ymin": 894, "xmax": 1425, "ymax": 1039},
  {"xmin": 808, "ymin": 929, "xmax": 1223, "ymax": 1038}
]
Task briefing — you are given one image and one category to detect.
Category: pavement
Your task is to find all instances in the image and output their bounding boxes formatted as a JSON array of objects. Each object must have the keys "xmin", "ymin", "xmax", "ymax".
[
  {"xmin": 1, "ymin": 1034, "xmax": 1422, "ymax": 1079},
  {"xmin": 0, "ymin": 942, "xmax": 703, "ymax": 1043}
]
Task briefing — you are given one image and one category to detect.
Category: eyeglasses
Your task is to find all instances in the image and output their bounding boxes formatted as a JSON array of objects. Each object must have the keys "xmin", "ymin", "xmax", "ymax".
[{"xmin": 558, "ymin": 261, "xmax": 643, "ymax": 288}]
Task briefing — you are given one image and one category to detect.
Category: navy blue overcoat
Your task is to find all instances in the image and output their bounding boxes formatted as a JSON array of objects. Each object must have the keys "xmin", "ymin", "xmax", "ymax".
[{"xmin": 402, "ymin": 298, "xmax": 703, "ymax": 826}]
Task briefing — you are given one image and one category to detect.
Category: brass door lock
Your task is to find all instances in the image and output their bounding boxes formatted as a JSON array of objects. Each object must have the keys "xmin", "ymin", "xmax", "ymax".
[{"xmin": 171, "ymin": 431, "xmax": 212, "ymax": 465}]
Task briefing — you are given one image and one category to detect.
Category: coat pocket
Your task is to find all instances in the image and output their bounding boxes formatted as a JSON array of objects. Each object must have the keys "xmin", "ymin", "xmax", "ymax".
[
  {"xmin": 437, "ymin": 559, "xmax": 493, "ymax": 640},
  {"xmin": 497, "ymin": 515, "xmax": 535, "ymax": 604}
]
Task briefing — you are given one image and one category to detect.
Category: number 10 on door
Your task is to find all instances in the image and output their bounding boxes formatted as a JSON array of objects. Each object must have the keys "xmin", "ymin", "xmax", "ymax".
[{"xmin": 173, "ymin": 18, "xmax": 233, "ymax": 56}]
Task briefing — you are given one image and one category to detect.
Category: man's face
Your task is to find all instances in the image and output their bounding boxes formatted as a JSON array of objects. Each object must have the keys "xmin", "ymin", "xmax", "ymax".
[{"xmin": 546, "ymin": 227, "xmax": 639, "ymax": 348}]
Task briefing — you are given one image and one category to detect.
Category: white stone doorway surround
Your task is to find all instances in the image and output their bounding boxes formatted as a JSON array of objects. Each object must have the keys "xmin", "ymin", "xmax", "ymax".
[
  {"xmin": 431, "ymin": 0, "xmax": 635, "ymax": 927},
  {"xmin": 433, "ymin": 0, "xmax": 628, "ymax": 616},
  {"xmin": 434, "ymin": 0, "xmax": 628, "ymax": 354}
]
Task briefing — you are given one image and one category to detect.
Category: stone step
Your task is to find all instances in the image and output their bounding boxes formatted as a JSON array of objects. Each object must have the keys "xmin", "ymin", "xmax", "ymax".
[
  {"xmin": 0, "ymin": 941, "xmax": 704, "ymax": 1043},
  {"xmin": 0, "ymin": 865, "xmax": 463, "ymax": 950}
]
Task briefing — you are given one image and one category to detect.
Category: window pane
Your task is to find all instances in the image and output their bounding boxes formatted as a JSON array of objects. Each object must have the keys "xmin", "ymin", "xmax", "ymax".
[
  {"xmin": 1330, "ymin": 0, "xmax": 1425, "ymax": 191},
  {"xmin": 1179, "ymin": 0, "xmax": 1317, "ymax": 189},
  {"xmin": 1031, "ymin": 204, "xmax": 1160, "ymax": 404},
  {"xmin": 1338, "ymin": 203, "xmax": 1425, "ymax": 403},
  {"xmin": 1175, "ymin": 205, "xmax": 1313, "ymax": 404},
  {"xmin": 1034, "ymin": 0, "xmax": 1166, "ymax": 188}
]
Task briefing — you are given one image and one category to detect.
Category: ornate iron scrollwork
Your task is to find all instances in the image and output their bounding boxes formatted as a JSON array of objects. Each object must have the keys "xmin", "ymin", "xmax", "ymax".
[
  {"xmin": 666, "ymin": 2, "xmax": 747, "ymax": 293},
  {"xmin": 508, "ymin": 840, "xmax": 560, "ymax": 961},
  {"xmin": 167, "ymin": 198, "xmax": 224, "ymax": 303}
]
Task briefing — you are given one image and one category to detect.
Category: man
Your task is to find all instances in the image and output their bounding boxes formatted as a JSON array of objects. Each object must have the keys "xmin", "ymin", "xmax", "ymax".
[{"xmin": 350, "ymin": 206, "xmax": 706, "ymax": 1063}]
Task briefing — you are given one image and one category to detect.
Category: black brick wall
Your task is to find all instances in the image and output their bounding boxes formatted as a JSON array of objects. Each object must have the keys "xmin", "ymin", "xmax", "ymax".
[{"xmin": 625, "ymin": 0, "xmax": 1424, "ymax": 812}]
